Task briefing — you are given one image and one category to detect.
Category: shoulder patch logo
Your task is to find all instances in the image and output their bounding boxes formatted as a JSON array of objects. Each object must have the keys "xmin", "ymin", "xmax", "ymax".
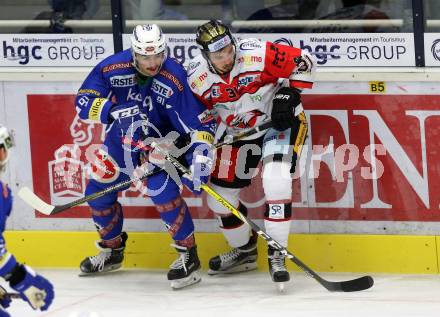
[
  {"xmin": 187, "ymin": 61, "xmax": 201, "ymax": 71},
  {"xmin": 190, "ymin": 72, "xmax": 208, "ymax": 89},
  {"xmin": 159, "ymin": 70, "xmax": 184, "ymax": 92},
  {"xmin": 102, "ymin": 62, "xmax": 132, "ymax": 73},
  {"xmin": 239, "ymin": 40, "xmax": 262, "ymax": 51}
]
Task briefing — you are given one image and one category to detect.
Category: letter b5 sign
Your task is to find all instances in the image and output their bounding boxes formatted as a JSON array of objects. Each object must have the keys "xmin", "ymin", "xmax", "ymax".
[{"xmin": 369, "ymin": 81, "xmax": 386, "ymax": 93}]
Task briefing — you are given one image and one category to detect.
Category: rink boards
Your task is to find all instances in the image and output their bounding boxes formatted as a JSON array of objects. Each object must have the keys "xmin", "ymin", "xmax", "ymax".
[
  {"xmin": 4, "ymin": 231, "xmax": 440, "ymax": 274},
  {"xmin": 0, "ymin": 72, "xmax": 440, "ymax": 272}
]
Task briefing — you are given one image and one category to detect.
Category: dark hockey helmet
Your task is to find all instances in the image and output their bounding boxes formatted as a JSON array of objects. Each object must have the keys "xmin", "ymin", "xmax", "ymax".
[
  {"xmin": 196, "ymin": 20, "xmax": 235, "ymax": 53},
  {"xmin": 196, "ymin": 20, "xmax": 236, "ymax": 74}
]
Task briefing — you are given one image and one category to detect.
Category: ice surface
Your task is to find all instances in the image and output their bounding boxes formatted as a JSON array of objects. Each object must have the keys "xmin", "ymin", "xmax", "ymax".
[{"xmin": 6, "ymin": 269, "xmax": 440, "ymax": 317}]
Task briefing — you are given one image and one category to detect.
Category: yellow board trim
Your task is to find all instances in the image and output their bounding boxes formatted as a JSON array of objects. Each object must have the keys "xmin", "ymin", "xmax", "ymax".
[{"xmin": 4, "ymin": 231, "xmax": 440, "ymax": 274}]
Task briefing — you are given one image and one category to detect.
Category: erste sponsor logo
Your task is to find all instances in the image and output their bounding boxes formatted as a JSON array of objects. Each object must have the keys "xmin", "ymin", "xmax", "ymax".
[
  {"xmin": 110, "ymin": 74, "xmax": 136, "ymax": 87},
  {"xmin": 152, "ymin": 79, "xmax": 174, "ymax": 98}
]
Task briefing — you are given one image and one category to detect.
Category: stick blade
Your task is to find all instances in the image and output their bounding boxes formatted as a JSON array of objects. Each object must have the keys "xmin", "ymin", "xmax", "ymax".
[
  {"xmin": 18, "ymin": 187, "xmax": 55, "ymax": 215},
  {"xmin": 325, "ymin": 275, "xmax": 374, "ymax": 292}
]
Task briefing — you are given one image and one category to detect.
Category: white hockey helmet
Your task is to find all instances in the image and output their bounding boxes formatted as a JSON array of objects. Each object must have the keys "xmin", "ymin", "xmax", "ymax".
[
  {"xmin": 131, "ymin": 24, "xmax": 167, "ymax": 56},
  {"xmin": 0, "ymin": 124, "xmax": 13, "ymax": 173}
]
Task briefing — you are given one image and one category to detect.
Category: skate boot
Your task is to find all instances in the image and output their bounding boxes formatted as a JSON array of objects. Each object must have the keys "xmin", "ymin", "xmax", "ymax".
[
  {"xmin": 268, "ymin": 247, "xmax": 290, "ymax": 292},
  {"xmin": 79, "ymin": 232, "xmax": 128, "ymax": 276},
  {"xmin": 168, "ymin": 245, "xmax": 201, "ymax": 289},
  {"xmin": 208, "ymin": 233, "xmax": 258, "ymax": 275}
]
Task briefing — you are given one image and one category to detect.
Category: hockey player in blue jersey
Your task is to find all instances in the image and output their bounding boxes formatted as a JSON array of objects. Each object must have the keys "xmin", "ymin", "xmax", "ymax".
[
  {"xmin": 0, "ymin": 125, "xmax": 54, "ymax": 316},
  {"xmin": 75, "ymin": 24, "xmax": 216, "ymax": 289}
]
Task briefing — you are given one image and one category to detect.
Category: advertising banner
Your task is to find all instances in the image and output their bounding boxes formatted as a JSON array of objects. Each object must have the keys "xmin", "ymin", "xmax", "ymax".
[
  {"xmin": 424, "ymin": 33, "xmax": 440, "ymax": 67},
  {"xmin": 240, "ymin": 33, "xmax": 415, "ymax": 67},
  {"xmin": 0, "ymin": 33, "xmax": 415, "ymax": 67},
  {"xmin": 124, "ymin": 33, "xmax": 415, "ymax": 67},
  {"xmin": 0, "ymin": 34, "xmax": 113, "ymax": 66}
]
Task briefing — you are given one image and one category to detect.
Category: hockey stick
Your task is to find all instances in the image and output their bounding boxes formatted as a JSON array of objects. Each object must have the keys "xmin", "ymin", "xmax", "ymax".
[
  {"xmin": 19, "ymin": 121, "xmax": 273, "ymax": 216},
  {"xmin": 154, "ymin": 143, "xmax": 374, "ymax": 292},
  {"xmin": 18, "ymin": 165, "xmax": 162, "ymax": 216},
  {"xmin": 215, "ymin": 120, "xmax": 272, "ymax": 148}
]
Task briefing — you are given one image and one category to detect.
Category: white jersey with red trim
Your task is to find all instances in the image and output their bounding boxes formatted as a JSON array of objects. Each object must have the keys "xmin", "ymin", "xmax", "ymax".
[{"xmin": 187, "ymin": 38, "xmax": 315, "ymax": 140}]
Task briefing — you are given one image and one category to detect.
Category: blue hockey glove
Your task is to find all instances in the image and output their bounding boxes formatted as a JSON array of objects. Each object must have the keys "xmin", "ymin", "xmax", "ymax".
[
  {"xmin": 9, "ymin": 264, "xmax": 54, "ymax": 311},
  {"xmin": 182, "ymin": 142, "xmax": 214, "ymax": 195}
]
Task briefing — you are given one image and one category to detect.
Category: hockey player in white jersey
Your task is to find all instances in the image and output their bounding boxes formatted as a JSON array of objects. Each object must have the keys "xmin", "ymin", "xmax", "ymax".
[{"xmin": 187, "ymin": 20, "xmax": 315, "ymax": 288}]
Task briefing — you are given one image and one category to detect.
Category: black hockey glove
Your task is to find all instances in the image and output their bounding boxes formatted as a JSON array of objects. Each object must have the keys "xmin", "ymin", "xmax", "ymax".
[{"xmin": 271, "ymin": 87, "xmax": 301, "ymax": 131}]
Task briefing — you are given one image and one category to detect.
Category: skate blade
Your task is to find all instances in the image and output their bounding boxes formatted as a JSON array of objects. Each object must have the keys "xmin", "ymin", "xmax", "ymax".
[
  {"xmin": 207, "ymin": 262, "xmax": 257, "ymax": 275},
  {"xmin": 275, "ymin": 282, "xmax": 286, "ymax": 293},
  {"xmin": 170, "ymin": 271, "xmax": 201, "ymax": 289},
  {"xmin": 78, "ymin": 263, "xmax": 122, "ymax": 277}
]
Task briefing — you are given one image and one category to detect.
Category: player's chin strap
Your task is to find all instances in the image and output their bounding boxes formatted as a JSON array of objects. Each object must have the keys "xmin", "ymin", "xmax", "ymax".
[
  {"xmin": 18, "ymin": 121, "xmax": 273, "ymax": 216},
  {"xmin": 153, "ymin": 143, "xmax": 374, "ymax": 293}
]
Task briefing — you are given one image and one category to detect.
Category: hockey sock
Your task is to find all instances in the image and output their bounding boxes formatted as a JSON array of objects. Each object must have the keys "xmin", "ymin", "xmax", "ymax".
[
  {"xmin": 91, "ymin": 201, "xmax": 124, "ymax": 241},
  {"xmin": 157, "ymin": 196, "xmax": 195, "ymax": 243}
]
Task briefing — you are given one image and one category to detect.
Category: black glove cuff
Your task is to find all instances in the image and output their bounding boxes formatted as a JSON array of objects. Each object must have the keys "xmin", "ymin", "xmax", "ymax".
[
  {"xmin": 5, "ymin": 263, "xmax": 25, "ymax": 286},
  {"xmin": 271, "ymin": 87, "xmax": 302, "ymax": 131}
]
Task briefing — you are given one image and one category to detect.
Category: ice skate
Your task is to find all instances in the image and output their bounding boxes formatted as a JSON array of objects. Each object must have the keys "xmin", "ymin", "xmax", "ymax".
[
  {"xmin": 168, "ymin": 245, "xmax": 201, "ymax": 289},
  {"xmin": 268, "ymin": 247, "xmax": 290, "ymax": 292},
  {"xmin": 79, "ymin": 232, "xmax": 127, "ymax": 276},
  {"xmin": 208, "ymin": 235, "xmax": 258, "ymax": 275}
]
